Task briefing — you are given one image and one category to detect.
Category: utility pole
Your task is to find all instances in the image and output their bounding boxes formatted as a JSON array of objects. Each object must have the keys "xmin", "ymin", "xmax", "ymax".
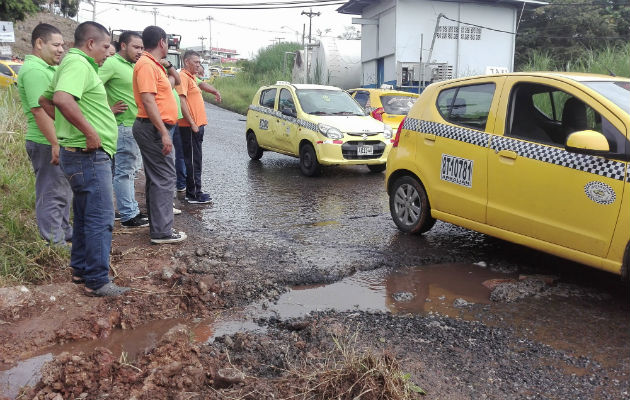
[
  {"xmin": 207, "ymin": 16, "xmax": 213, "ymax": 57},
  {"xmin": 198, "ymin": 36, "xmax": 207, "ymax": 51},
  {"xmin": 152, "ymin": 7, "xmax": 158, "ymax": 25},
  {"xmin": 301, "ymin": 8, "xmax": 320, "ymax": 45},
  {"xmin": 273, "ymin": 37, "xmax": 285, "ymax": 44}
]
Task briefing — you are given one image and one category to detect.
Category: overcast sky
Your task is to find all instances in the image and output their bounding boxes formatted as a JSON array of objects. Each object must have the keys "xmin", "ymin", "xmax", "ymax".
[{"xmin": 77, "ymin": 1, "xmax": 356, "ymax": 59}]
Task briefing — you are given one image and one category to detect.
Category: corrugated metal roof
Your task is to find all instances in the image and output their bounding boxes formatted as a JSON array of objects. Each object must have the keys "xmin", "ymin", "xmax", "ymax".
[{"xmin": 337, "ymin": 0, "xmax": 548, "ymax": 15}]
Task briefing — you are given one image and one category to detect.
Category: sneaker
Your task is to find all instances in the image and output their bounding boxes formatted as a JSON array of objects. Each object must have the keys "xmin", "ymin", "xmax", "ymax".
[
  {"xmin": 121, "ymin": 215, "xmax": 150, "ymax": 228},
  {"xmin": 114, "ymin": 211, "xmax": 121, "ymax": 221},
  {"xmin": 185, "ymin": 193, "xmax": 212, "ymax": 204},
  {"xmin": 84, "ymin": 282, "xmax": 130, "ymax": 297},
  {"xmin": 151, "ymin": 231, "xmax": 187, "ymax": 244},
  {"xmin": 176, "ymin": 187, "xmax": 186, "ymax": 192},
  {"xmin": 173, "ymin": 207, "xmax": 182, "ymax": 215},
  {"xmin": 136, "ymin": 212, "xmax": 149, "ymax": 219}
]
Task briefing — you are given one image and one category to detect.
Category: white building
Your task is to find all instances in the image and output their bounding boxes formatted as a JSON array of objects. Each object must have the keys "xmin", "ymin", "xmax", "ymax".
[{"xmin": 337, "ymin": 0, "xmax": 546, "ymax": 90}]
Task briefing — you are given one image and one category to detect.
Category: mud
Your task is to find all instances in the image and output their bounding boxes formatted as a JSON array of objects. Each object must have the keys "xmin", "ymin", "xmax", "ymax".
[{"xmin": 1, "ymin": 103, "xmax": 628, "ymax": 399}]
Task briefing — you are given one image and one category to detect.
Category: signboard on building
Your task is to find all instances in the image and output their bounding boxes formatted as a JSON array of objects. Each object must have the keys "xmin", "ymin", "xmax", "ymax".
[
  {"xmin": 0, "ymin": 22, "xmax": 15, "ymax": 43},
  {"xmin": 0, "ymin": 46, "xmax": 11, "ymax": 57}
]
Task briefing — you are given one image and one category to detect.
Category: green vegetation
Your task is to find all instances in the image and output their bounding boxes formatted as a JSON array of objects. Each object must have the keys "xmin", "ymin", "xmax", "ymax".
[
  {"xmin": 0, "ymin": 87, "xmax": 68, "ymax": 286},
  {"xmin": 518, "ymin": 43, "xmax": 630, "ymax": 77},
  {"xmin": 205, "ymin": 42, "xmax": 302, "ymax": 115}
]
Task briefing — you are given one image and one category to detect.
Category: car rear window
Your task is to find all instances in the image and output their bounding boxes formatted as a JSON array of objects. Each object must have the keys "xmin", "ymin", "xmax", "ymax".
[
  {"xmin": 436, "ymin": 83, "xmax": 495, "ymax": 131},
  {"xmin": 380, "ymin": 95, "xmax": 417, "ymax": 115}
]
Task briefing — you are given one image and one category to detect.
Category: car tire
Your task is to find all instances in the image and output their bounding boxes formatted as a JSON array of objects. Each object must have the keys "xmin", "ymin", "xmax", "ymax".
[
  {"xmin": 367, "ymin": 164, "xmax": 386, "ymax": 173},
  {"xmin": 389, "ymin": 175, "xmax": 436, "ymax": 234},
  {"xmin": 246, "ymin": 131, "xmax": 263, "ymax": 160},
  {"xmin": 299, "ymin": 143, "xmax": 321, "ymax": 177}
]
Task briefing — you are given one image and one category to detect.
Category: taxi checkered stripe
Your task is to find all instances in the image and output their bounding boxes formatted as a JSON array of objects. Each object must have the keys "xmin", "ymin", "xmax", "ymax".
[
  {"xmin": 403, "ymin": 118, "xmax": 489, "ymax": 147},
  {"xmin": 402, "ymin": 117, "xmax": 629, "ymax": 182},
  {"xmin": 490, "ymin": 136, "xmax": 627, "ymax": 182},
  {"xmin": 249, "ymin": 105, "xmax": 318, "ymax": 132}
]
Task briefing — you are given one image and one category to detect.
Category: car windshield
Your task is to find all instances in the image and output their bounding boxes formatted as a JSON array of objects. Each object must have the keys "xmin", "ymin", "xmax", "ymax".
[
  {"xmin": 380, "ymin": 95, "xmax": 417, "ymax": 115},
  {"xmin": 582, "ymin": 81, "xmax": 630, "ymax": 114},
  {"xmin": 296, "ymin": 89, "xmax": 366, "ymax": 116}
]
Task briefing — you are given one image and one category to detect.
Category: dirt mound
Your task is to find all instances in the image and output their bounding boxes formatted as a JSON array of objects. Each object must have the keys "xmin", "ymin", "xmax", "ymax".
[{"xmin": 12, "ymin": 12, "xmax": 78, "ymax": 58}]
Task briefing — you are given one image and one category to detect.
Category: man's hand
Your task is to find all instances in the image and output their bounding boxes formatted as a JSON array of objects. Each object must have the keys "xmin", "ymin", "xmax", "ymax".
[
  {"xmin": 214, "ymin": 92, "xmax": 222, "ymax": 103},
  {"xmin": 111, "ymin": 100, "xmax": 128, "ymax": 115},
  {"xmin": 50, "ymin": 144, "xmax": 60, "ymax": 165},
  {"xmin": 161, "ymin": 132, "xmax": 173, "ymax": 156},
  {"xmin": 191, "ymin": 122, "xmax": 199, "ymax": 133},
  {"xmin": 159, "ymin": 58, "xmax": 170, "ymax": 68},
  {"xmin": 85, "ymin": 132, "xmax": 102, "ymax": 152}
]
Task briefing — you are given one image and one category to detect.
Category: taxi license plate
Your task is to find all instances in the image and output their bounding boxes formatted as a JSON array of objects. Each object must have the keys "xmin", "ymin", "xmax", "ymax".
[{"xmin": 357, "ymin": 145, "xmax": 373, "ymax": 156}]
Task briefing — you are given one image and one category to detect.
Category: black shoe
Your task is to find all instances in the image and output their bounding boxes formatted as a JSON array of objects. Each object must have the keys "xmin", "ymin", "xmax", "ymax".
[
  {"xmin": 151, "ymin": 230, "xmax": 187, "ymax": 244},
  {"xmin": 185, "ymin": 193, "xmax": 212, "ymax": 204},
  {"xmin": 136, "ymin": 212, "xmax": 149, "ymax": 219},
  {"xmin": 114, "ymin": 211, "xmax": 121, "ymax": 221},
  {"xmin": 121, "ymin": 215, "xmax": 150, "ymax": 228}
]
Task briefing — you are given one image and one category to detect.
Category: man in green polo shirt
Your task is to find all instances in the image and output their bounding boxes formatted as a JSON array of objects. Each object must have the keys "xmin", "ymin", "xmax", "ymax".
[
  {"xmin": 17, "ymin": 23, "xmax": 72, "ymax": 246},
  {"xmin": 99, "ymin": 31, "xmax": 148, "ymax": 228},
  {"xmin": 39, "ymin": 21, "xmax": 129, "ymax": 297}
]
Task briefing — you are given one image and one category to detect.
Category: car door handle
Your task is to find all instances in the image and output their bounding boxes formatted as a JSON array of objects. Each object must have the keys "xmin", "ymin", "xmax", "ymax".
[
  {"xmin": 424, "ymin": 133, "xmax": 436, "ymax": 141},
  {"xmin": 497, "ymin": 150, "xmax": 517, "ymax": 160}
]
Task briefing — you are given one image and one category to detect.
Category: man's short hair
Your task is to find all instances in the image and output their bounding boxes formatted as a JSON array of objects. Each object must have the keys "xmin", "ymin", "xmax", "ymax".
[
  {"xmin": 119, "ymin": 31, "xmax": 142, "ymax": 46},
  {"xmin": 74, "ymin": 21, "xmax": 109, "ymax": 47},
  {"xmin": 183, "ymin": 50, "xmax": 200, "ymax": 62},
  {"xmin": 142, "ymin": 26, "xmax": 166, "ymax": 50},
  {"xmin": 31, "ymin": 23, "xmax": 62, "ymax": 47}
]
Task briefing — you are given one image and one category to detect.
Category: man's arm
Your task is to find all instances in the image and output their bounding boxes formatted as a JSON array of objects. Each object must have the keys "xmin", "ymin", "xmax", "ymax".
[
  {"xmin": 179, "ymin": 94, "xmax": 198, "ymax": 133},
  {"xmin": 140, "ymin": 92, "xmax": 172, "ymax": 156},
  {"xmin": 31, "ymin": 107, "xmax": 60, "ymax": 165},
  {"xmin": 52, "ymin": 91, "xmax": 102, "ymax": 151},
  {"xmin": 198, "ymin": 82, "xmax": 221, "ymax": 103},
  {"xmin": 38, "ymin": 96, "xmax": 56, "ymax": 120}
]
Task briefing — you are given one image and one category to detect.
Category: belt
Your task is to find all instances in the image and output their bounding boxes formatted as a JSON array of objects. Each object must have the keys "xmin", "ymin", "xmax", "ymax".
[
  {"xmin": 63, "ymin": 146, "xmax": 104, "ymax": 153},
  {"xmin": 136, "ymin": 117, "xmax": 152, "ymax": 123},
  {"xmin": 136, "ymin": 117, "xmax": 175, "ymax": 128}
]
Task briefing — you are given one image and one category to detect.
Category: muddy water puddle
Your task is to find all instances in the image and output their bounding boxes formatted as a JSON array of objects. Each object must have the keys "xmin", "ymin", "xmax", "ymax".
[{"xmin": 0, "ymin": 263, "xmax": 507, "ymax": 398}]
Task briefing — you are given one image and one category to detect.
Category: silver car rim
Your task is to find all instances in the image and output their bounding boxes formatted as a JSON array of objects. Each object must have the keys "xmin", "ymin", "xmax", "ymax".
[{"xmin": 393, "ymin": 183, "xmax": 421, "ymax": 225}]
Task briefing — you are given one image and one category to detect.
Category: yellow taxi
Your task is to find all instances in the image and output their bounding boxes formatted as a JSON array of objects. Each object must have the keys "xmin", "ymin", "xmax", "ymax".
[
  {"xmin": 0, "ymin": 60, "xmax": 22, "ymax": 87},
  {"xmin": 386, "ymin": 72, "xmax": 630, "ymax": 277},
  {"xmin": 246, "ymin": 81, "xmax": 394, "ymax": 176},
  {"xmin": 348, "ymin": 88, "xmax": 419, "ymax": 130}
]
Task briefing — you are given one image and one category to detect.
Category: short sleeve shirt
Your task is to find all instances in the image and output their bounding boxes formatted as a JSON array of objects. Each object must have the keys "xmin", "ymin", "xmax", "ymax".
[
  {"xmin": 177, "ymin": 70, "xmax": 207, "ymax": 127},
  {"xmin": 172, "ymin": 87, "xmax": 183, "ymax": 119},
  {"xmin": 17, "ymin": 55, "xmax": 56, "ymax": 145},
  {"xmin": 42, "ymin": 48, "xmax": 118, "ymax": 156},
  {"xmin": 99, "ymin": 53, "xmax": 137, "ymax": 127},
  {"xmin": 133, "ymin": 51, "xmax": 178, "ymax": 125}
]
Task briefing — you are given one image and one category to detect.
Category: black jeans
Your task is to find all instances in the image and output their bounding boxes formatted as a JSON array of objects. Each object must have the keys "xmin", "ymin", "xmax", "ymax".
[{"xmin": 179, "ymin": 125, "xmax": 205, "ymax": 199}]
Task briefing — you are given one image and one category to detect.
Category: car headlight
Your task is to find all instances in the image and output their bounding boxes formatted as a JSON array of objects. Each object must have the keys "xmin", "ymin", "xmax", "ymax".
[
  {"xmin": 318, "ymin": 123, "xmax": 344, "ymax": 140},
  {"xmin": 383, "ymin": 124, "xmax": 393, "ymax": 139}
]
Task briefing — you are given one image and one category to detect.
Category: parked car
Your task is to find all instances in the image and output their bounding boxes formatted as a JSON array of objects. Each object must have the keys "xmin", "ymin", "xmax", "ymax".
[
  {"xmin": 0, "ymin": 60, "xmax": 22, "ymax": 87},
  {"xmin": 348, "ymin": 88, "xmax": 419, "ymax": 130},
  {"xmin": 246, "ymin": 81, "xmax": 394, "ymax": 176},
  {"xmin": 386, "ymin": 72, "xmax": 630, "ymax": 277}
]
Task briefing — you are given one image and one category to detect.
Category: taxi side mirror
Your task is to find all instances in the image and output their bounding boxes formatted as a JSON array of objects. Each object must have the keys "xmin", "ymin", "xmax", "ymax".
[
  {"xmin": 565, "ymin": 130, "xmax": 610, "ymax": 155},
  {"xmin": 281, "ymin": 107, "xmax": 297, "ymax": 118}
]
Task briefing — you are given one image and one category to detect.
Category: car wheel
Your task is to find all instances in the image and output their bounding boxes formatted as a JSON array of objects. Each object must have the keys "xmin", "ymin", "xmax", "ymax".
[
  {"xmin": 246, "ymin": 131, "xmax": 263, "ymax": 160},
  {"xmin": 299, "ymin": 143, "xmax": 321, "ymax": 177},
  {"xmin": 389, "ymin": 175, "xmax": 435, "ymax": 234},
  {"xmin": 367, "ymin": 164, "xmax": 386, "ymax": 173}
]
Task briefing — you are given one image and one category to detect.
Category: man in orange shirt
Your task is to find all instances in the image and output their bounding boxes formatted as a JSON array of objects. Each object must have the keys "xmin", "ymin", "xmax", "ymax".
[
  {"xmin": 177, "ymin": 50, "xmax": 220, "ymax": 204},
  {"xmin": 132, "ymin": 26, "xmax": 186, "ymax": 244}
]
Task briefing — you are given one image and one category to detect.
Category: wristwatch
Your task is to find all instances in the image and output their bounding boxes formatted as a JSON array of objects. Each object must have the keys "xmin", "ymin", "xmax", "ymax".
[{"xmin": 165, "ymin": 62, "xmax": 174, "ymax": 69}]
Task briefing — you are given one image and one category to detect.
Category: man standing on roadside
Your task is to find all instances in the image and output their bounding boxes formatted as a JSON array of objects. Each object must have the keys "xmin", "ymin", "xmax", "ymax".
[
  {"xmin": 177, "ymin": 50, "xmax": 221, "ymax": 204},
  {"xmin": 18, "ymin": 23, "xmax": 72, "ymax": 246},
  {"xmin": 133, "ymin": 26, "xmax": 186, "ymax": 244},
  {"xmin": 39, "ymin": 21, "xmax": 129, "ymax": 297},
  {"xmin": 99, "ymin": 31, "xmax": 149, "ymax": 228}
]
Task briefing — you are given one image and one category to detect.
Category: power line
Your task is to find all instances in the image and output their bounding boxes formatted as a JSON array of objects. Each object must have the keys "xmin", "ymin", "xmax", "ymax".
[
  {"xmin": 92, "ymin": 0, "xmax": 347, "ymax": 9},
  {"xmin": 441, "ymin": 15, "xmax": 516, "ymax": 35}
]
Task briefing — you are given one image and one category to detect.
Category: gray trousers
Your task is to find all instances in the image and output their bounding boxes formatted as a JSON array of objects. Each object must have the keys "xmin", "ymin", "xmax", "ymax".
[
  {"xmin": 132, "ymin": 119, "xmax": 175, "ymax": 239},
  {"xmin": 25, "ymin": 140, "xmax": 73, "ymax": 244}
]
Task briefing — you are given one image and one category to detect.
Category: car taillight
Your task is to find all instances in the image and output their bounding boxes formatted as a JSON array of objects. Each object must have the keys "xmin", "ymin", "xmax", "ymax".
[
  {"xmin": 393, "ymin": 117, "xmax": 406, "ymax": 148},
  {"xmin": 371, "ymin": 107, "xmax": 384, "ymax": 122}
]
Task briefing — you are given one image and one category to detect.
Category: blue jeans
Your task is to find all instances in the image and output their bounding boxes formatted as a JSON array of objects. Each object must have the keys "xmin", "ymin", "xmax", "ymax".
[
  {"xmin": 180, "ymin": 125, "xmax": 205, "ymax": 199},
  {"xmin": 60, "ymin": 148, "xmax": 114, "ymax": 290},
  {"xmin": 113, "ymin": 125, "xmax": 141, "ymax": 221},
  {"xmin": 172, "ymin": 124, "xmax": 187, "ymax": 190}
]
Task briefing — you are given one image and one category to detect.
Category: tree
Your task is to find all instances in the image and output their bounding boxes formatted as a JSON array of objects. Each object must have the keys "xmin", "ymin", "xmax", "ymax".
[
  {"xmin": 57, "ymin": 0, "xmax": 79, "ymax": 18},
  {"xmin": 338, "ymin": 25, "xmax": 361, "ymax": 40},
  {"xmin": 0, "ymin": 0, "xmax": 39, "ymax": 22},
  {"xmin": 515, "ymin": 0, "xmax": 630, "ymax": 68}
]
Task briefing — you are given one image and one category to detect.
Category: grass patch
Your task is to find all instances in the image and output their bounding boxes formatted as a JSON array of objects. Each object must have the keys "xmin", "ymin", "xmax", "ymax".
[
  {"xmin": 0, "ymin": 86, "xmax": 68, "ymax": 286},
  {"xmin": 518, "ymin": 43, "xmax": 630, "ymax": 77}
]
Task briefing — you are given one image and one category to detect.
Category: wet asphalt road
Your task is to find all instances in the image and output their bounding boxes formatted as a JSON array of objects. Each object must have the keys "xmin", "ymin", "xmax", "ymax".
[{"xmin": 193, "ymin": 103, "xmax": 625, "ymax": 287}]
